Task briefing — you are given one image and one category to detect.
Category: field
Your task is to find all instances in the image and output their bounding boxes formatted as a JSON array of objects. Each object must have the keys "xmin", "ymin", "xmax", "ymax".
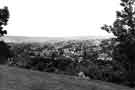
[{"xmin": 0, "ymin": 65, "xmax": 133, "ymax": 90}]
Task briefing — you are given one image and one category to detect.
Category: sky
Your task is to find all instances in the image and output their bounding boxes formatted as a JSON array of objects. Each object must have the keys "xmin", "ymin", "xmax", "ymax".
[{"xmin": 0, "ymin": 0, "xmax": 121, "ymax": 37}]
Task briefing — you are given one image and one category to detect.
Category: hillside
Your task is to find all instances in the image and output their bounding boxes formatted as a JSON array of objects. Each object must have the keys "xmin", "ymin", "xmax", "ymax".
[{"xmin": 0, "ymin": 65, "xmax": 134, "ymax": 90}]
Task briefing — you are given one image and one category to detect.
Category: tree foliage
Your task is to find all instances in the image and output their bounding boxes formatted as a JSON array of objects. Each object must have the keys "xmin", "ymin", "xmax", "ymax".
[
  {"xmin": 101, "ymin": 0, "xmax": 135, "ymax": 42},
  {"xmin": 0, "ymin": 6, "xmax": 10, "ymax": 64},
  {"xmin": 101, "ymin": 0, "xmax": 135, "ymax": 86},
  {"xmin": 0, "ymin": 6, "xmax": 9, "ymax": 36}
]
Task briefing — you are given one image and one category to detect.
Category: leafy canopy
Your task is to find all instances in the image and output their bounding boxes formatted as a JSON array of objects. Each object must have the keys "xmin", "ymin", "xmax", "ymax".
[
  {"xmin": 0, "ymin": 6, "xmax": 9, "ymax": 36},
  {"xmin": 101, "ymin": 0, "xmax": 135, "ymax": 42}
]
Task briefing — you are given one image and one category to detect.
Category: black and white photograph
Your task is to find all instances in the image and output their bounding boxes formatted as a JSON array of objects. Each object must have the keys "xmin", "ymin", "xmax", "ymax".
[{"xmin": 0, "ymin": 0, "xmax": 135, "ymax": 90}]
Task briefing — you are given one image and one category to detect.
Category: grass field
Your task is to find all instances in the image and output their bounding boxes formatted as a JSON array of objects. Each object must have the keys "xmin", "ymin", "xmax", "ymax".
[{"xmin": 0, "ymin": 65, "xmax": 134, "ymax": 90}]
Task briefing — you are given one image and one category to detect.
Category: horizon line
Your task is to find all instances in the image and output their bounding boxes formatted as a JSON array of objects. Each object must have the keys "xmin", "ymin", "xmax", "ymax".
[{"xmin": 5, "ymin": 35, "xmax": 114, "ymax": 38}]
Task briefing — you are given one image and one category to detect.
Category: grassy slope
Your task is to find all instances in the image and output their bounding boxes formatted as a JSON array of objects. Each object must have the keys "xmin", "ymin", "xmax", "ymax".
[{"xmin": 0, "ymin": 65, "xmax": 134, "ymax": 90}]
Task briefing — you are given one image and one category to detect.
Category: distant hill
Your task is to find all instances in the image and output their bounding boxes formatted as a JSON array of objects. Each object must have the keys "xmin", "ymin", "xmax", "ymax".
[
  {"xmin": 0, "ymin": 65, "xmax": 133, "ymax": 90},
  {"xmin": 1, "ymin": 35, "xmax": 113, "ymax": 43}
]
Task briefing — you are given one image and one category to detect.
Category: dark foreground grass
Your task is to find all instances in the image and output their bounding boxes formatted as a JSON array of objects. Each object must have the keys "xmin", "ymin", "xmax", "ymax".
[{"xmin": 0, "ymin": 65, "xmax": 134, "ymax": 90}]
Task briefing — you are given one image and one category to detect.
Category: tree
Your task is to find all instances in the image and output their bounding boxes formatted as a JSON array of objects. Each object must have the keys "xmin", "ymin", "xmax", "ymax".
[
  {"xmin": 101, "ymin": 0, "xmax": 135, "ymax": 42},
  {"xmin": 0, "ymin": 6, "xmax": 10, "ymax": 64},
  {"xmin": 101, "ymin": 0, "xmax": 135, "ymax": 86},
  {"xmin": 0, "ymin": 6, "xmax": 9, "ymax": 36}
]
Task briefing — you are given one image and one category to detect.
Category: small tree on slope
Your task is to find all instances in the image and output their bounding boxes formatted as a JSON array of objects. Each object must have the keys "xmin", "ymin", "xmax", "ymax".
[
  {"xmin": 0, "ymin": 6, "xmax": 10, "ymax": 64},
  {"xmin": 101, "ymin": 0, "xmax": 135, "ymax": 86}
]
